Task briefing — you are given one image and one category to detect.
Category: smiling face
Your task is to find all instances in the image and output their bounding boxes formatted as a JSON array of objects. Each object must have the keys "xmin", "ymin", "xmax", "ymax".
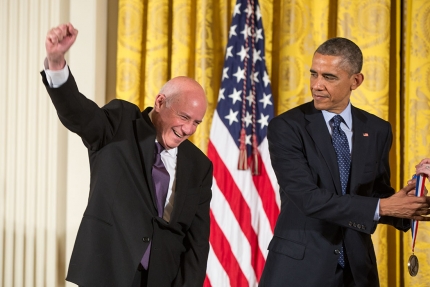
[
  {"xmin": 310, "ymin": 53, "xmax": 364, "ymax": 114},
  {"xmin": 151, "ymin": 77, "xmax": 207, "ymax": 150}
]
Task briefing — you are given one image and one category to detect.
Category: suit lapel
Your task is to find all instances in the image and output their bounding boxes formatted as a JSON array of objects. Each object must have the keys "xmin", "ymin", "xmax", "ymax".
[
  {"xmin": 304, "ymin": 103, "xmax": 343, "ymax": 195},
  {"xmin": 349, "ymin": 106, "xmax": 369, "ymax": 195},
  {"xmin": 135, "ymin": 108, "xmax": 158, "ymax": 209}
]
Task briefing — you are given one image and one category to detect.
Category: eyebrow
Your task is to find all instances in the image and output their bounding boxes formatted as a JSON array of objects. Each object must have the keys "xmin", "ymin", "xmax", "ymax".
[{"xmin": 309, "ymin": 69, "xmax": 338, "ymax": 78}]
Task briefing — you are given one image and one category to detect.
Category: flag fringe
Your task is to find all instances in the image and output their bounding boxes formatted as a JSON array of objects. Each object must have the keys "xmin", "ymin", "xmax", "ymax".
[
  {"xmin": 251, "ymin": 134, "xmax": 260, "ymax": 175},
  {"xmin": 238, "ymin": 128, "xmax": 248, "ymax": 170}
]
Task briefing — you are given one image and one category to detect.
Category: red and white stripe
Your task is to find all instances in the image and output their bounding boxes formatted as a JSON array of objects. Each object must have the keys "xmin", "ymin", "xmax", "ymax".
[
  {"xmin": 205, "ymin": 112, "xmax": 280, "ymax": 287},
  {"xmin": 411, "ymin": 174, "xmax": 427, "ymax": 252}
]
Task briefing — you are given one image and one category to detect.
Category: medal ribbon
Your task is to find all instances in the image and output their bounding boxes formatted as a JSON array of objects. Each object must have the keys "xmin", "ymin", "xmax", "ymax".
[{"xmin": 411, "ymin": 174, "xmax": 427, "ymax": 252}]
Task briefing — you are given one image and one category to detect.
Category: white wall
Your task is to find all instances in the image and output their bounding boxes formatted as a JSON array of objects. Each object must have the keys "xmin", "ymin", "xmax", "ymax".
[{"xmin": 0, "ymin": 1, "xmax": 107, "ymax": 286}]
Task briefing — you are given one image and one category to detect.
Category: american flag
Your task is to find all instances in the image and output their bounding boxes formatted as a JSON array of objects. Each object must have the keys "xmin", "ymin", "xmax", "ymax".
[{"xmin": 205, "ymin": 0, "xmax": 280, "ymax": 286}]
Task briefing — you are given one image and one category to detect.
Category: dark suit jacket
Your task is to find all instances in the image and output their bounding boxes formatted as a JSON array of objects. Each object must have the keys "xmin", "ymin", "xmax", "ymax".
[
  {"xmin": 41, "ymin": 70, "xmax": 213, "ymax": 287},
  {"xmin": 259, "ymin": 101, "xmax": 409, "ymax": 287}
]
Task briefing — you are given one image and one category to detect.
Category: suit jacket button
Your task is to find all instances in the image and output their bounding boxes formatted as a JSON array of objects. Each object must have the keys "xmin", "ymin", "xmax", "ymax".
[
  {"xmin": 353, "ymin": 223, "xmax": 357, "ymax": 227},
  {"xmin": 349, "ymin": 221, "xmax": 353, "ymax": 226},
  {"xmin": 142, "ymin": 237, "xmax": 150, "ymax": 242},
  {"xmin": 334, "ymin": 249, "xmax": 341, "ymax": 255},
  {"xmin": 357, "ymin": 224, "xmax": 361, "ymax": 229}
]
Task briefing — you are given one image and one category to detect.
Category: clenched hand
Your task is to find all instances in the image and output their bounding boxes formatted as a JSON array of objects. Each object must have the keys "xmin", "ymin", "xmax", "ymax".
[{"xmin": 45, "ymin": 23, "xmax": 78, "ymax": 70}]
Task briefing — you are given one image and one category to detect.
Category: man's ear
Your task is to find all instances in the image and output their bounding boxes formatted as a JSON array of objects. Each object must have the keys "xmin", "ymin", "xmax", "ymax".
[
  {"xmin": 351, "ymin": 73, "xmax": 364, "ymax": 90},
  {"xmin": 153, "ymin": 94, "xmax": 166, "ymax": 111}
]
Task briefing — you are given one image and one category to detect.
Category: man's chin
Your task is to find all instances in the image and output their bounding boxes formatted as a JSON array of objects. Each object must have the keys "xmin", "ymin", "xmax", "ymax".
[
  {"xmin": 313, "ymin": 101, "xmax": 326, "ymax": 111},
  {"xmin": 165, "ymin": 138, "xmax": 184, "ymax": 150}
]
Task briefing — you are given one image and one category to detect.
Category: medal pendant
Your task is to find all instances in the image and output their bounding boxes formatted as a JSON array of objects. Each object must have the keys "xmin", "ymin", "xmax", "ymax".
[{"xmin": 408, "ymin": 254, "xmax": 419, "ymax": 277}]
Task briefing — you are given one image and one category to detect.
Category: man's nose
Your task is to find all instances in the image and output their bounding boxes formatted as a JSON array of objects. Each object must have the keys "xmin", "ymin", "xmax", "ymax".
[
  {"xmin": 311, "ymin": 77, "xmax": 323, "ymax": 90},
  {"xmin": 182, "ymin": 122, "xmax": 196, "ymax": 136}
]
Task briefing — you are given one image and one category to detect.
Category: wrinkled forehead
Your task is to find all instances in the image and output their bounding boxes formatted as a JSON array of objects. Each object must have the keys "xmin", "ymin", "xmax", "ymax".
[
  {"xmin": 311, "ymin": 53, "xmax": 352, "ymax": 74},
  {"xmin": 172, "ymin": 93, "xmax": 207, "ymax": 119}
]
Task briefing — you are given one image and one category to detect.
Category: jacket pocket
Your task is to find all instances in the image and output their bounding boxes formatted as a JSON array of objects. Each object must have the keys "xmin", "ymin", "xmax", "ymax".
[{"xmin": 268, "ymin": 236, "xmax": 305, "ymax": 260}]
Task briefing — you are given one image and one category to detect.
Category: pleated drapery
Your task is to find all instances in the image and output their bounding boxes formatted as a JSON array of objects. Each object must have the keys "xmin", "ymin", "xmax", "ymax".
[{"xmin": 403, "ymin": 1, "xmax": 430, "ymax": 286}]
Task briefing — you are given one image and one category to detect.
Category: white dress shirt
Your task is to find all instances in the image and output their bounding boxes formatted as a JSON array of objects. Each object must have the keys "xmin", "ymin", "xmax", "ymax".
[{"xmin": 158, "ymin": 144, "xmax": 177, "ymax": 222}]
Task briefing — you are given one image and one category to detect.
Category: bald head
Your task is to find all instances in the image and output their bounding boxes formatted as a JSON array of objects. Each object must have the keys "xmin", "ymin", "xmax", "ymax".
[
  {"xmin": 159, "ymin": 76, "xmax": 208, "ymax": 109},
  {"xmin": 151, "ymin": 76, "xmax": 208, "ymax": 149}
]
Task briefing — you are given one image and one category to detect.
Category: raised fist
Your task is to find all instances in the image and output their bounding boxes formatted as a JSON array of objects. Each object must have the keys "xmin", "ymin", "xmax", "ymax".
[{"xmin": 45, "ymin": 23, "xmax": 78, "ymax": 70}]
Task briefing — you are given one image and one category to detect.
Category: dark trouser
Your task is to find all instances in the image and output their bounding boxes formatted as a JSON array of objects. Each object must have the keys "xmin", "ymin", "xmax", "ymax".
[
  {"xmin": 131, "ymin": 264, "xmax": 148, "ymax": 287},
  {"xmin": 334, "ymin": 263, "xmax": 355, "ymax": 287}
]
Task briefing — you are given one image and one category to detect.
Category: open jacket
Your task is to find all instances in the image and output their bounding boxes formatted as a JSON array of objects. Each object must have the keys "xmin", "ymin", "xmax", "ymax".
[
  {"xmin": 41, "ymin": 70, "xmax": 212, "ymax": 287},
  {"xmin": 260, "ymin": 101, "xmax": 409, "ymax": 287}
]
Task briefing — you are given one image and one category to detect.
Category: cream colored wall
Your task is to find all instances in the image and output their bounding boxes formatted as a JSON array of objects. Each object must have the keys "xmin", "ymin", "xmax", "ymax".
[{"xmin": 0, "ymin": 1, "xmax": 108, "ymax": 286}]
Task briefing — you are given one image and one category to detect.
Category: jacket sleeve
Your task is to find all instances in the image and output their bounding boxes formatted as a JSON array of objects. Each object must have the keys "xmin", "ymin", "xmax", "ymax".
[
  {"xmin": 372, "ymin": 122, "xmax": 410, "ymax": 231},
  {"xmin": 41, "ymin": 69, "xmax": 130, "ymax": 151},
  {"xmin": 268, "ymin": 115, "xmax": 379, "ymax": 234}
]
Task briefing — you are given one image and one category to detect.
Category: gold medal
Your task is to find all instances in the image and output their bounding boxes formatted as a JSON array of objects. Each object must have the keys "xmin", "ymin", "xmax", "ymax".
[
  {"xmin": 408, "ymin": 174, "xmax": 426, "ymax": 277},
  {"xmin": 408, "ymin": 254, "xmax": 419, "ymax": 276}
]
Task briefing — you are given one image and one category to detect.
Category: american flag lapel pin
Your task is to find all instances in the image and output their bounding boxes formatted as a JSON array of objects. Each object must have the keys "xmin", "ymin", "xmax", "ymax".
[{"xmin": 363, "ymin": 133, "xmax": 369, "ymax": 137}]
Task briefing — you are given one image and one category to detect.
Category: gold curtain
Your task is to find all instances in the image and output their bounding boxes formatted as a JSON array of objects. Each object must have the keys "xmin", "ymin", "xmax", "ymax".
[
  {"xmin": 403, "ymin": 0, "xmax": 430, "ymax": 286},
  {"xmin": 116, "ymin": 0, "xmax": 430, "ymax": 286},
  {"xmin": 336, "ymin": 1, "xmax": 401, "ymax": 286}
]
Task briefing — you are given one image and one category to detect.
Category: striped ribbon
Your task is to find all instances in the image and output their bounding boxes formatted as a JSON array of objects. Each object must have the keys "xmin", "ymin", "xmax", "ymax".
[{"xmin": 411, "ymin": 174, "xmax": 427, "ymax": 252}]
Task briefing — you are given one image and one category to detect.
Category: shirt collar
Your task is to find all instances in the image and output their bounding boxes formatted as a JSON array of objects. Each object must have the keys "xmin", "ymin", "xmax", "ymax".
[
  {"xmin": 321, "ymin": 102, "xmax": 352, "ymax": 130},
  {"xmin": 155, "ymin": 141, "xmax": 178, "ymax": 157},
  {"xmin": 164, "ymin": 146, "xmax": 178, "ymax": 157}
]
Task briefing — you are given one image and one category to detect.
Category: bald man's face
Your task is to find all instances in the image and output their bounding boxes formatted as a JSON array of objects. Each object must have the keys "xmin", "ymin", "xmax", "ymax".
[{"xmin": 153, "ymin": 91, "xmax": 207, "ymax": 150}]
